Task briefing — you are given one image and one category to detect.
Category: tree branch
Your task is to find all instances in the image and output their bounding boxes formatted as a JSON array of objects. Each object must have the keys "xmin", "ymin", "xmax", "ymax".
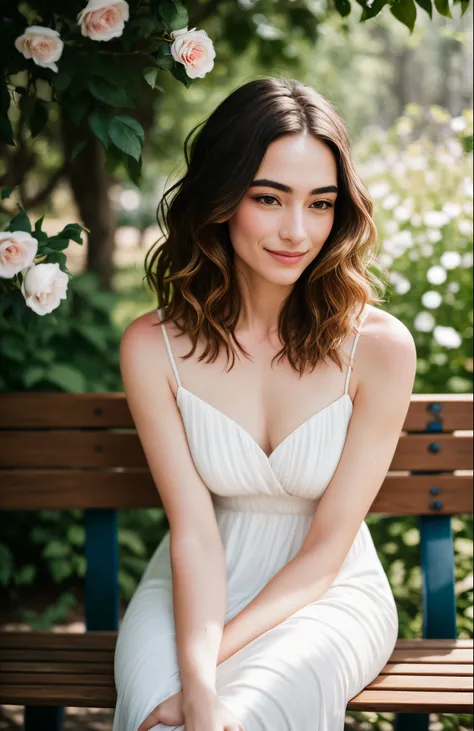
[{"xmin": 24, "ymin": 162, "xmax": 69, "ymax": 210}]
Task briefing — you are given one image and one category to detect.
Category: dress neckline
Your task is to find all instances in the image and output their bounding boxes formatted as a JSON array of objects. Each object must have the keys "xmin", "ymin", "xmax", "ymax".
[{"xmin": 177, "ymin": 385, "xmax": 353, "ymax": 463}]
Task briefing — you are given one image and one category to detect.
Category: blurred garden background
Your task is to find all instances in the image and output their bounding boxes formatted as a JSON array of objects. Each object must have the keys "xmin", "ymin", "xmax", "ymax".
[{"xmin": 0, "ymin": 0, "xmax": 473, "ymax": 729}]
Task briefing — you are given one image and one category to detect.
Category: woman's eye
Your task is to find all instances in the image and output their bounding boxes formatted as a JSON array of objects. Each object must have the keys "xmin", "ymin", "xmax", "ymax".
[
  {"xmin": 312, "ymin": 201, "xmax": 333, "ymax": 211},
  {"xmin": 254, "ymin": 195, "xmax": 279, "ymax": 206},
  {"xmin": 253, "ymin": 196, "xmax": 333, "ymax": 210}
]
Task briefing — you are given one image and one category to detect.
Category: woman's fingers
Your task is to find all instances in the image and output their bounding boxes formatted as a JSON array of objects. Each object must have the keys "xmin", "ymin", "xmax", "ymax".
[{"xmin": 137, "ymin": 706, "xmax": 160, "ymax": 731}]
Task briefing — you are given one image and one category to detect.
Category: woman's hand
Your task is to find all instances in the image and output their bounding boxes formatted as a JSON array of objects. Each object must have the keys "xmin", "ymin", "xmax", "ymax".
[
  {"xmin": 136, "ymin": 687, "xmax": 244, "ymax": 731},
  {"xmin": 137, "ymin": 689, "xmax": 184, "ymax": 730},
  {"xmin": 183, "ymin": 688, "xmax": 244, "ymax": 731}
]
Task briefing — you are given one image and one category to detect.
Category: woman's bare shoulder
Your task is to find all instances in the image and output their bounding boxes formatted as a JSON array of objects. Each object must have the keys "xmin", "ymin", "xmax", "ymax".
[
  {"xmin": 360, "ymin": 304, "xmax": 417, "ymax": 385},
  {"xmin": 120, "ymin": 309, "xmax": 171, "ymax": 384}
]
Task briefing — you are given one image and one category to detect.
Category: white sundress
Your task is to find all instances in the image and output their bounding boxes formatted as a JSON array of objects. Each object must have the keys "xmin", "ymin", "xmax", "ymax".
[{"xmin": 113, "ymin": 304, "xmax": 399, "ymax": 731}]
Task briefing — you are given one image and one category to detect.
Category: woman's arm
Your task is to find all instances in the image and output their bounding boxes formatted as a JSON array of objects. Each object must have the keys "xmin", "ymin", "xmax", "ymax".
[
  {"xmin": 217, "ymin": 316, "xmax": 417, "ymax": 666},
  {"xmin": 120, "ymin": 313, "xmax": 227, "ymax": 696}
]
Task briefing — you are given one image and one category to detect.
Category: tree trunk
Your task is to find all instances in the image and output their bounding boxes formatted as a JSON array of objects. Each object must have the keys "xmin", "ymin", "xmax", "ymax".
[{"xmin": 61, "ymin": 113, "xmax": 116, "ymax": 291}]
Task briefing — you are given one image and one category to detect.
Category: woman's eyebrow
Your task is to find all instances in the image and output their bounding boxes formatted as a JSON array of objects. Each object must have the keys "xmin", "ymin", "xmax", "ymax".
[{"xmin": 250, "ymin": 179, "xmax": 338, "ymax": 195}]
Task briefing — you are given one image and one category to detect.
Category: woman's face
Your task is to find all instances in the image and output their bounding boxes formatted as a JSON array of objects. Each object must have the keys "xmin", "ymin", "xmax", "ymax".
[{"xmin": 227, "ymin": 132, "xmax": 338, "ymax": 287}]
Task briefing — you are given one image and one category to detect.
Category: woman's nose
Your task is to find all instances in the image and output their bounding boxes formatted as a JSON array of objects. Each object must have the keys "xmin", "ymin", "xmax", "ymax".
[{"xmin": 280, "ymin": 208, "xmax": 307, "ymax": 245}]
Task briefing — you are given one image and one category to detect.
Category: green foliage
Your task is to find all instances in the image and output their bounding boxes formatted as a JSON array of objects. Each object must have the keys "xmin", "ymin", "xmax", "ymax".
[
  {"xmin": 0, "ymin": 1, "xmax": 205, "ymax": 182},
  {"xmin": 0, "ymin": 269, "xmax": 121, "ymax": 392}
]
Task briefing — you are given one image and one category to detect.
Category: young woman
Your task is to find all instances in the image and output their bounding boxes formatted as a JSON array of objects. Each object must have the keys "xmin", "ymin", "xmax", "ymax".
[{"xmin": 113, "ymin": 77, "xmax": 417, "ymax": 731}]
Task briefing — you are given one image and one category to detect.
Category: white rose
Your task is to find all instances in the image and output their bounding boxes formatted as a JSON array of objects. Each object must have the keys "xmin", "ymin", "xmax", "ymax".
[
  {"xmin": 0, "ymin": 231, "xmax": 38, "ymax": 279},
  {"xmin": 21, "ymin": 263, "xmax": 69, "ymax": 316},
  {"xmin": 14, "ymin": 26, "xmax": 64, "ymax": 73},
  {"xmin": 170, "ymin": 27, "xmax": 216, "ymax": 79},
  {"xmin": 78, "ymin": 0, "xmax": 130, "ymax": 42}
]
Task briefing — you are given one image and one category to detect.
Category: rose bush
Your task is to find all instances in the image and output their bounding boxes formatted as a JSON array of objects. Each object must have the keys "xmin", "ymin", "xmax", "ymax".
[
  {"xmin": 1, "ymin": 0, "xmax": 217, "ymax": 185},
  {"xmin": 0, "ymin": 188, "xmax": 85, "ymax": 320}
]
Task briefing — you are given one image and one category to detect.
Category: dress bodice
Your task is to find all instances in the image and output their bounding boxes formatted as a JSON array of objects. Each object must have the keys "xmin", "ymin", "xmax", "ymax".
[{"xmin": 159, "ymin": 305, "xmax": 370, "ymax": 514}]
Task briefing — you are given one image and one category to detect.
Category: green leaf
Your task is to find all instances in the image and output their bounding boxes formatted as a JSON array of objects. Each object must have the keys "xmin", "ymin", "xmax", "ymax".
[
  {"xmin": 414, "ymin": 0, "xmax": 433, "ymax": 16},
  {"xmin": 67, "ymin": 524, "xmax": 85, "ymax": 546},
  {"xmin": 46, "ymin": 237, "xmax": 69, "ymax": 251},
  {"xmin": 143, "ymin": 67, "xmax": 161, "ymax": 90},
  {"xmin": 89, "ymin": 108, "xmax": 111, "ymax": 150},
  {"xmin": 361, "ymin": 0, "xmax": 388, "ymax": 19},
  {"xmin": 433, "ymin": 0, "xmax": 452, "ymax": 14},
  {"xmin": 47, "ymin": 364, "xmax": 87, "ymax": 392},
  {"xmin": 29, "ymin": 100, "xmax": 49, "ymax": 138},
  {"xmin": 155, "ymin": 55, "xmax": 175, "ymax": 71},
  {"xmin": 170, "ymin": 62, "xmax": 192, "ymax": 89},
  {"xmin": 88, "ymin": 77, "xmax": 133, "ymax": 108},
  {"xmin": 34, "ymin": 216, "xmax": 44, "ymax": 232},
  {"xmin": 9, "ymin": 206, "xmax": 31, "ymax": 233},
  {"xmin": 125, "ymin": 154, "xmax": 142, "ymax": 185},
  {"xmin": 334, "ymin": 0, "xmax": 352, "ymax": 15},
  {"xmin": 112, "ymin": 115, "xmax": 145, "ymax": 143},
  {"xmin": 23, "ymin": 366, "xmax": 46, "ymax": 388},
  {"xmin": 44, "ymin": 250, "xmax": 68, "ymax": 270},
  {"xmin": 58, "ymin": 223, "xmax": 85, "ymax": 244},
  {"xmin": 1, "ymin": 187, "xmax": 14, "ymax": 200},
  {"xmin": 159, "ymin": 0, "xmax": 189, "ymax": 31},
  {"xmin": 390, "ymin": 0, "xmax": 417, "ymax": 31},
  {"xmin": 14, "ymin": 564, "xmax": 37, "ymax": 586},
  {"xmin": 54, "ymin": 71, "xmax": 72, "ymax": 96},
  {"xmin": 108, "ymin": 116, "xmax": 142, "ymax": 161}
]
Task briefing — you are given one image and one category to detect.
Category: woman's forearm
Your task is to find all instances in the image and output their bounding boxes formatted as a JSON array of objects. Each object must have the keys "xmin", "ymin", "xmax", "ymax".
[
  {"xmin": 216, "ymin": 546, "xmax": 337, "ymax": 666},
  {"xmin": 170, "ymin": 531, "xmax": 227, "ymax": 695}
]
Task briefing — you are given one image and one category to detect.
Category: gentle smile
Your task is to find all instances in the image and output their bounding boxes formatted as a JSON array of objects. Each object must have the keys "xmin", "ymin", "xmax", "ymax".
[{"xmin": 264, "ymin": 249, "xmax": 308, "ymax": 263}]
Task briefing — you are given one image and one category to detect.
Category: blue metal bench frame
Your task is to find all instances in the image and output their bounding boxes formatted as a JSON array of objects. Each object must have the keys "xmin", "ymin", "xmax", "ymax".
[{"xmin": 23, "ymin": 403, "xmax": 459, "ymax": 731}]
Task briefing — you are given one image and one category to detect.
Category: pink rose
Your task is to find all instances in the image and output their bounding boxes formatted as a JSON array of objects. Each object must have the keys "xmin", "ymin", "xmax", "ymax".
[
  {"xmin": 21, "ymin": 263, "xmax": 69, "ymax": 316},
  {"xmin": 78, "ymin": 0, "xmax": 130, "ymax": 42},
  {"xmin": 14, "ymin": 26, "xmax": 64, "ymax": 73},
  {"xmin": 0, "ymin": 231, "xmax": 38, "ymax": 279},
  {"xmin": 170, "ymin": 27, "xmax": 216, "ymax": 79}
]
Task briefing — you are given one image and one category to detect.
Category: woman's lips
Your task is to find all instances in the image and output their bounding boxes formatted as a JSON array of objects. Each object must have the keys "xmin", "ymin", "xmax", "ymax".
[{"xmin": 265, "ymin": 249, "xmax": 307, "ymax": 264}]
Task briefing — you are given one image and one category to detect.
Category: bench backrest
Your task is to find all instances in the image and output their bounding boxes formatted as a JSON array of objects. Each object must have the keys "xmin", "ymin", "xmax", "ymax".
[{"xmin": 0, "ymin": 393, "xmax": 472, "ymax": 635}]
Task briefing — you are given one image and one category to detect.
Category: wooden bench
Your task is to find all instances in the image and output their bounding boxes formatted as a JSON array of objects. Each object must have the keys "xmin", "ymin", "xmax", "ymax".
[{"xmin": 0, "ymin": 392, "xmax": 472, "ymax": 731}]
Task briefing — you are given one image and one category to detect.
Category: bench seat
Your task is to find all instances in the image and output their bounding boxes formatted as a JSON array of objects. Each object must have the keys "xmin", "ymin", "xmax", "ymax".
[
  {"xmin": 0, "ymin": 392, "xmax": 472, "ymax": 727},
  {"xmin": 0, "ymin": 632, "xmax": 472, "ymax": 713}
]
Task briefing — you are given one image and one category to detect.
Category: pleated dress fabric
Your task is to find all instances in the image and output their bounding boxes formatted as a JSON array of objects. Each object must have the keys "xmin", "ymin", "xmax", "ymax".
[{"xmin": 112, "ymin": 305, "xmax": 399, "ymax": 731}]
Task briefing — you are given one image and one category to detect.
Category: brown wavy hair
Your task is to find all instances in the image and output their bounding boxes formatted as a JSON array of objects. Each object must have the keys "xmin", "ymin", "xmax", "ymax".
[{"xmin": 144, "ymin": 76, "xmax": 388, "ymax": 375}]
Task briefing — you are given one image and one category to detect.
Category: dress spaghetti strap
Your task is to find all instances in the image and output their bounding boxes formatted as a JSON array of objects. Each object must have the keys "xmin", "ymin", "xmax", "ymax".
[
  {"xmin": 343, "ymin": 305, "xmax": 370, "ymax": 396},
  {"xmin": 157, "ymin": 308, "xmax": 182, "ymax": 389}
]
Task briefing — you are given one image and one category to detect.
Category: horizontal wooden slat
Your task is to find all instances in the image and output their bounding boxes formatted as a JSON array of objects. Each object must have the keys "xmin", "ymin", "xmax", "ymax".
[
  {"xmin": 1, "ymin": 470, "xmax": 472, "ymax": 514},
  {"xmin": 347, "ymin": 690, "xmax": 472, "ymax": 712},
  {"xmin": 0, "ymin": 630, "xmax": 116, "ymax": 650},
  {"xmin": 395, "ymin": 638, "xmax": 473, "ymax": 649},
  {"xmin": 0, "ymin": 672, "xmax": 114, "ymax": 686},
  {"xmin": 0, "ymin": 431, "xmax": 471, "ymax": 470},
  {"xmin": 0, "ymin": 685, "xmax": 470, "ymax": 712},
  {"xmin": 0, "ymin": 661, "xmax": 113, "ymax": 674},
  {"xmin": 382, "ymin": 663, "xmax": 473, "ymax": 676},
  {"xmin": 0, "ymin": 393, "xmax": 471, "ymax": 430},
  {"xmin": 366, "ymin": 674, "xmax": 472, "ymax": 691},
  {"xmin": 0, "ymin": 648, "xmax": 113, "ymax": 662},
  {"xmin": 0, "ymin": 633, "xmax": 471, "ymax": 713},
  {"xmin": 390, "ymin": 649, "xmax": 472, "ymax": 663},
  {"xmin": 0, "ymin": 685, "xmax": 117, "ymax": 708}
]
